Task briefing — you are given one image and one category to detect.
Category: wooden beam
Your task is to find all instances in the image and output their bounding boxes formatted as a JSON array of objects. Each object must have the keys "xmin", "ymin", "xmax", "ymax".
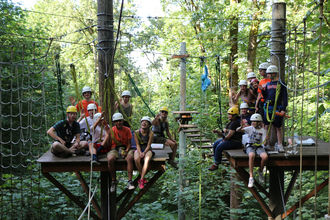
[
  {"xmin": 171, "ymin": 54, "xmax": 189, "ymax": 59},
  {"xmin": 117, "ymin": 175, "xmax": 140, "ymax": 202},
  {"xmin": 101, "ymin": 172, "xmax": 109, "ymax": 220},
  {"xmin": 284, "ymin": 170, "xmax": 298, "ymax": 204},
  {"xmin": 282, "ymin": 178, "xmax": 328, "ymax": 218},
  {"xmin": 235, "ymin": 168, "xmax": 274, "ymax": 218},
  {"xmin": 117, "ymin": 167, "xmax": 165, "ymax": 219},
  {"xmin": 74, "ymin": 172, "xmax": 102, "ymax": 219},
  {"xmin": 42, "ymin": 172, "xmax": 99, "ymax": 219}
]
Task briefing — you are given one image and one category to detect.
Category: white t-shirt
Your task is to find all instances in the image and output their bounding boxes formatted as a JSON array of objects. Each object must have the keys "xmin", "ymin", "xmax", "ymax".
[
  {"xmin": 92, "ymin": 125, "xmax": 108, "ymax": 143},
  {"xmin": 243, "ymin": 126, "xmax": 266, "ymax": 146},
  {"xmin": 79, "ymin": 116, "xmax": 94, "ymax": 133}
]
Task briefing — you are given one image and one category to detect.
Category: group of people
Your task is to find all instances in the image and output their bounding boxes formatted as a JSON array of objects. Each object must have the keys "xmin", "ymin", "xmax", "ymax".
[
  {"xmin": 209, "ymin": 63, "xmax": 288, "ymax": 188},
  {"xmin": 47, "ymin": 87, "xmax": 177, "ymax": 192}
]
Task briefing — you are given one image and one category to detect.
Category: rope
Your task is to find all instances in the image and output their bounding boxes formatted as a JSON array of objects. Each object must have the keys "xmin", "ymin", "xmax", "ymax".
[
  {"xmin": 78, "ymin": 185, "xmax": 98, "ymax": 220},
  {"xmin": 215, "ymin": 55, "xmax": 223, "ymax": 129},
  {"xmin": 54, "ymin": 54, "xmax": 65, "ymax": 119}
]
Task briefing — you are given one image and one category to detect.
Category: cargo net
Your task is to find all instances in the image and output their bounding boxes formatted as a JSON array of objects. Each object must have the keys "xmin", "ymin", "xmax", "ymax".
[{"xmin": 0, "ymin": 42, "xmax": 64, "ymax": 218}]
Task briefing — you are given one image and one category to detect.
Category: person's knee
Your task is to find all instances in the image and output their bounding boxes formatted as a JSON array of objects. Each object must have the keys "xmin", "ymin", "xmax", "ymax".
[
  {"xmin": 249, "ymin": 152, "xmax": 255, "ymax": 158},
  {"xmin": 126, "ymin": 154, "xmax": 133, "ymax": 162},
  {"xmin": 260, "ymin": 153, "xmax": 268, "ymax": 160}
]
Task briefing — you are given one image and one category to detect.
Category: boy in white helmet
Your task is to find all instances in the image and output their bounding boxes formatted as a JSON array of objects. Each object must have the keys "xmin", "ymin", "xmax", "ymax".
[
  {"xmin": 261, "ymin": 65, "xmax": 288, "ymax": 152},
  {"xmin": 236, "ymin": 113, "xmax": 268, "ymax": 188},
  {"xmin": 239, "ymin": 102, "xmax": 251, "ymax": 127},
  {"xmin": 77, "ymin": 103, "xmax": 97, "ymax": 145},
  {"xmin": 47, "ymin": 106, "xmax": 88, "ymax": 157},
  {"xmin": 70, "ymin": 86, "xmax": 99, "ymax": 117},
  {"xmin": 115, "ymin": 90, "xmax": 133, "ymax": 127},
  {"xmin": 255, "ymin": 62, "xmax": 271, "ymax": 115},
  {"xmin": 134, "ymin": 116, "xmax": 155, "ymax": 189},
  {"xmin": 99, "ymin": 112, "xmax": 135, "ymax": 192}
]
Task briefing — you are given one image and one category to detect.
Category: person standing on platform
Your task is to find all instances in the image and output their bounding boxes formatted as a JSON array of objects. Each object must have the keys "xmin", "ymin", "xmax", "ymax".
[
  {"xmin": 233, "ymin": 80, "xmax": 256, "ymax": 110},
  {"xmin": 208, "ymin": 106, "xmax": 243, "ymax": 171},
  {"xmin": 72, "ymin": 86, "xmax": 99, "ymax": 117},
  {"xmin": 261, "ymin": 65, "xmax": 288, "ymax": 152},
  {"xmin": 255, "ymin": 62, "xmax": 271, "ymax": 115},
  {"xmin": 47, "ymin": 106, "xmax": 88, "ymax": 158},
  {"xmin": 134, "ymin": 116, "xmax": 155, "ymax": 189},
  {"xmin": 115, "ymin": 90, "xmax": 133, "ymax": 128},
  {"xmin": 152, "ymin": 107, "xmax": 178, "ymax": 168},
  {"xmin": 236, "ymin": 113, "xmax": 268, "ymax": 188},
  {"xmin": 99, "ymin": 113, "xmax": 135, "ymax": 192}
]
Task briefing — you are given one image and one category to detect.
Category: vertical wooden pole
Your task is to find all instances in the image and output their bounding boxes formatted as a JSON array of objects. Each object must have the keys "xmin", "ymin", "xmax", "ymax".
[
  {"xmin": 101, "ymin": 172, "xmax": 109, "ymax": 220},
  {"xmin": 97, "ymin": 0, "xmax": 114, "ymax": 122},
  {"xmin": 178, "ymin": 42, "xmax": 187, "ymax": 220},
  {"xmin": 269, "ymin": 3, "xmax": 286, "ymax": 219}
]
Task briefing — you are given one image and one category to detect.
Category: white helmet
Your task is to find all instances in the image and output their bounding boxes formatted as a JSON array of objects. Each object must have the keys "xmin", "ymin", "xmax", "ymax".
[
  {"xmin": 112, "ymin": 112, "xmax": 124, "ymax": 121},
  {"xmin": 250, "ymin": 113, "xmax": 263, "ymax": 122},
  {"xmin": 121, "ymin": 90, "xmax": 131, "ymax": 97},
  {"xmin": 266, "ymin": 65, "xmax": 279, "ymax": 74},
  {"xmin": 240, "ymin": 102, "xmax": 249, "ymax": 109},
  {"xmin": 238, "ymin": 80, "xmax": 247, "ymax": 86},
  {"xmin": 93, "ymin": 113, "xmax": 102, "ymax": 122},
  {"xmin": 141, "ymin": 116, "xmax": 152, "ymax": 124},
  {"xmin": 82, "ymin": 86, "xmax": 92, "ymax": 94},
  {"xmin": 87, "ymin": 103, "xmax": 97, "ymax": 111},
  {"xmin": 247, "ymin": 72, "xmax": 256, "ymax": 79},
  {"xmin": 259, "ymin": 62, "xmax": 270, "ymax": 70}
]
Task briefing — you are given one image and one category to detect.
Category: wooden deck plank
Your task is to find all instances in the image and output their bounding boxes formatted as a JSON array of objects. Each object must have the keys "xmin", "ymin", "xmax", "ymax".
[{"xmin": 172, "ymin": 111, "xmax": 199, "ymax": 114}]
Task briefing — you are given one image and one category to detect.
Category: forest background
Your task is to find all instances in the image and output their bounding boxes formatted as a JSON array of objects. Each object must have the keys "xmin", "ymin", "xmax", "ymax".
[{"xmin": 0, "ymin": 0, "xmax": 329, "ymax": 219}]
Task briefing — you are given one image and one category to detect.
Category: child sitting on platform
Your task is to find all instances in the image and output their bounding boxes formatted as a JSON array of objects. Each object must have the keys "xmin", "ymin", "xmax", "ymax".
[
  {"xmin": 237, "ymin": 113, "xmax": 268, "ymax": 188},
  {"xmin": 134, "ymin": 116, "xmax": 155, "ymax": 189}
]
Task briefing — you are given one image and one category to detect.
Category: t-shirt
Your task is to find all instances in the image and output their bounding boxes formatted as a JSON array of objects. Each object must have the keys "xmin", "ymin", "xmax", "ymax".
[
  {"xmin": 92, "ymin": 125, "xmax": 108, "ymax": 143},
  {"xmin": 75, "ymin": 100, "xmax": 99, "ymax": 117},
  {"xmin": 225, "ymin": 119, "xmax": 242, "ymax": 143},
  {"xmin": 111, "ymin": 126, "xmax": 132, "ymax": 149},
  {"xmin": 52, "ymin": 120, "xmax": 80, "ymax": 146},
  {"xmin": 258, "ymin": 78, "xmax": 271, "ymax": 102},
  {"xmin": 135, "ymin": 129, "xmax": 151, "ymax": 151},
  {"xmin": 79, "ymin": 116, "xmax": 93, "ymax": 133},
  {"xmin": 261, "ymin": 81, "xmax": 288, "ymax": 111},
  {"xmin": 243, "ymin": 126, "xmax": 266, "ymax": 146},
  {"xmin": 152, "ymin": 119, "xmax": 169, "ymax": 137}
]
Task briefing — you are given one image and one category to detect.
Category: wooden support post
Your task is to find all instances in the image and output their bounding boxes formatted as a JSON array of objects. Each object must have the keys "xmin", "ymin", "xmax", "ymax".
[
  {"xmin": 75, "ymin": 172, "xmax": 102, "ymax": 218},
  {"xmin": 178, "ymin": 42, "xmax": 187, "ymax": 220},
  {"xmin": 101, "ymin": 171, "xmax": 109, "ymax": 220},
  {"xmin": 269, "ymin": 167, "xmax": 284, "ymax": 219},
  {"xmin": 43, "ymin": 172, "xmax": 99, "ymax": 219},
  {"xmin": 284, "ymin": 170, "xmax": 298, "ymax": 204}
]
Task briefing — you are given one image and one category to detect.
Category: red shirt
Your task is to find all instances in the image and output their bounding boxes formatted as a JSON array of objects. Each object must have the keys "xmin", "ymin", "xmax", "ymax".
[
  {"xmin": 257, "ymin": 78, "xmax": 271, "ymax": 102},
  {"xmin": 111, "ymin": 126, "xmax": 132, "ymax": 149},
  {"xmin": 75, "ymin": 100, "xmax": 99, "ymax": 117}
]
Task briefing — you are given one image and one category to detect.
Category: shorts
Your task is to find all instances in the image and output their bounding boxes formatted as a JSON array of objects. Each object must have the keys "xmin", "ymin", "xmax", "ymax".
[
  {"xmin": 153, "ymin": 136, "xmax": 167, "ymax": 144},
  {"xmin": 93, "ymin": 143, "xmax": 110, "ymax": 154},
  {"xmin": 246, "ymin": 145, "xmax": 266, "ymax": 155},
  {"xmin": 107, "ymin": 147, "xmax": 134, "ymax": 159},
  {"xmin": 263, "ymin": 105, "xmax": 283, "ymax": 127}
]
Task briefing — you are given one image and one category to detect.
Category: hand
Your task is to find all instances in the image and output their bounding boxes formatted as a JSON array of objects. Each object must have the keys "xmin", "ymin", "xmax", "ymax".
[
  {"xmin": 69, "ymin": 96, "xmax": 76, "ymax": 105},
  {"xmin": 121, "ymin": 149, "xmax": 127, "ymax": 158},
  {"xmin": 59, "ymin": 139, "xmax": 66, "ymax": 146},
  {"xmin": 140, "ymin": 152, "xmax": 145, "ymax": 158}
]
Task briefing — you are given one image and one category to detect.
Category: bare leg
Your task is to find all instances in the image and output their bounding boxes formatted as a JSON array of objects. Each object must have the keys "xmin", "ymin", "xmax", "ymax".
[
  {"xmin": 51, "ymin": 142, "xmax": 73, "ymax": 157},
  {"xmin": 80, "ymin": 141, "xmax": 89, "ymax": 149},
  {"xmin": 276, "ymin": 127, "xmax": 283, "ymax": 145},
  {"xmin": 107, "ymin": 154, "xmax": 116, "ymax": 181},
  {"xmin": 134, "ymin": 151, "xmax": 142, "ymax": 174},
  {"xmin": 165, "ymin": 139, "xmax": 177, "ymax": 160},
  {"xmin": 89, "ymin": 143, "xmax": 96, "ymax": 155},
  {"xmin": 126, "ymin": 153, "xmax": 134, "ymax": 181},
  {"xmin": 260, "ymin": 152, "xmax": 268, "ymax": 170},
  {"xmin": 248, "ymin": 152, "xmax": 255, "ymax": 178},
  {"xmin": 141, "ymin": 151, "xmax": 153, "ymax": 179},
  {"xmin": 264, "ymin": 125, "xmax": 269, "ymax": 146}
]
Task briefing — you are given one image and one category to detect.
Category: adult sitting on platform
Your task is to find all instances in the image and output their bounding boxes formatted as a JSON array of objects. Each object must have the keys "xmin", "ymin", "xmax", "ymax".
[
  {"xmin": 134, "ymin": 116, "xmax": 155, "ymax": 189},
  {"xmin": 152, "ymin": 107, "xmax": 178, "ymax": 168},
  {"xmin": 115, "ymin": 90, "xmax": 133, "ymax": 128},
  {"xmin": 100, "ymin": 113, "xmax": 135, "ymax": 192},
  {"xmin": 47, "ymin": 106, "xmax": 88, "ymax": 158},
  {"xmin": 209, "ymin": 106, "xmax": 243, "ymax": 171}
]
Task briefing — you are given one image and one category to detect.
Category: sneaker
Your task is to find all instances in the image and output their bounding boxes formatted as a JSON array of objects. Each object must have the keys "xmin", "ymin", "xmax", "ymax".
[
  {"xmin": 143, "ymin": 178, "xmax": 148, "ymax": 184},
  {"xmin": 168, "ymin": 160, "xmax": 178, "ymax": 169},
  {"xmin": 110, "ymin": 181, "xmax": 117, "ymax": 193},
  {"xmin": 276, "ymin": 144, "xmax": 285, "ymax": 153},
  {"xmin": 264, "ymin": 145, "xmax": 272, "ymax": 151},
  {"xmin": 127, "ymin": 180, "xmax": 135, "ymax": 190},
  {"xmin": 208, "ymin": 164, "xmax": 218, "ymax": 171},
  {"xmin": 258, "ymin": 168, "xmax": 265, "ymax": 184},
  {"xmin": 138, "ymin": 179, "xmax": 145, "ymax": 189},
  {"xmin": 248, "ymin": 177, "xmax": 254, "ymax": 188},
  {"xmin": 91, "ymin": 155, "xmax": 100, "ymax": 165}
]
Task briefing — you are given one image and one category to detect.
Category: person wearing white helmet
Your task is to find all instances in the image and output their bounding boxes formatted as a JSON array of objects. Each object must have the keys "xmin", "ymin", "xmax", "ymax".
[
  {"xmin": 255, "ymin": 62, "xmax": 271, "ymax": 115},
  {"xmin": 233, "ymin": 80, "xmax": 257, "ymax": 110},
  {"xmin": 70, "ymin": 86, "xmax": 100, "ymax": 117},
  {"xmin": 247, "ymin": 72, "xmax": 257, "ymax": 82},
  {"xmin": 100, "ymin": 112, "xmax": 134, "ymax": 192},
  {"xmin": 240, "ymin": 102, "xmax": 251, "ymax": 127},
  {"xmin": 236, "ymin": 113, "xmax": 268, "ymax": 188},
  {"xmin": 77, "ymin": 103, "xmax": 97, "ymax": 143},
  {"xmin": 152, "ymin": 107, "xmax": 178, "ymax": 168},
  {"xmin": 47, "ymin": 106, "xmax": 88, "ymax": 158},
  {"xmin": 261, "ymin": 65, "xmax": 288, "ymax": 152},
  {"xmin": 115, "ymin": 90, "xmax": 133, "ymax": 127},
  {"xmin": 134, "ymin": 116, "xmax": 155, "ymax": 189}
]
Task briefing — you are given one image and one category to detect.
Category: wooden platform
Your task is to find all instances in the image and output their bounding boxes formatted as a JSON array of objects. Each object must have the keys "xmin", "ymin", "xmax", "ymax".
[
  {"xmin": 37, "ymin": 146, "xmax": 173, "ymax": 220},
  {"xmin": 224, "ymin": 140, "xmax": 329, "ymax": 219}
]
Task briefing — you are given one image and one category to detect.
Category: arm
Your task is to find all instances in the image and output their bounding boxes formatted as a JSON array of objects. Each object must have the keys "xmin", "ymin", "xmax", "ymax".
[
  {"xmin": 223, "ymin": 129, "xmax": 236, "ymax": 141},
  {"xmin": 134, "ymin": 131, "xmax": 141, "ymax": 154},
  {"xmin": 47, "ymin": 127, "xmax": 65, "ymax": 145},
  {"xmin": 152, "ymin": 114, "xmax": 161, "ymax": 125},
  {"xmin": 166, "ymin": 123, "xmax": 175, "ymax": 141},
  {"xmin": 212, "ymin": 129, "xmax": 224, "ymax": 138},
  {"xmin": 145, "ymin": 131, "xmax": 154, "ymax": 153}
]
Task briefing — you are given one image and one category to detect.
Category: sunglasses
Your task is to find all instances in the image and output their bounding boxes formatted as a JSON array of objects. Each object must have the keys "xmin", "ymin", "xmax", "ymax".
[{"xmin": 161, "ymin": 111, "xmax": 168, "ymax": 114}]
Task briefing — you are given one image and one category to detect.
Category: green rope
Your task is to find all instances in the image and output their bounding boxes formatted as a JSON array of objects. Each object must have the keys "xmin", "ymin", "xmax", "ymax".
[
  {"xmin": 265, "ymin": 82, "xmax": 281, "ymax": 123},
  {"xmin": 125, "ymin": 72, "xmax": 155, "ymax": 117}
]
